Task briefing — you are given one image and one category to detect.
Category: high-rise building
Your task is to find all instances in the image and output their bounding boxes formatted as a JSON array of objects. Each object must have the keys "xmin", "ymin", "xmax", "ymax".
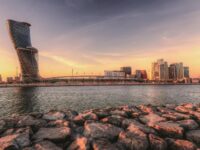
[
  {"xmin": 169, "ymin": 64, "xmax": 177, "ymax": 80},
  {"xmin": 184, "ymin": 67, "xmax": 190, "ymax": 78},
  {"xmin": 151, "ymin": 59, "xmax": 169, "ymax": 81},
  {"xmin": 120, "ymin": 66, "xmax": 132, "ymax": 77},
  {"xmin": 7, "ymin": 20, "xmax": 39, "ymax": 83},
  {"xmin": 169, "ymin": 63, "xmax": 184, "ymax": 80},
  {"xmin": 135, "ymin": 70, "xmax": 147, "ymax": 79}
]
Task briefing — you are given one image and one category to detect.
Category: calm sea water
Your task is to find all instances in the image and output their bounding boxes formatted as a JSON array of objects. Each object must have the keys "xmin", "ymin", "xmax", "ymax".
[{"xmin": 0, "ymin": 85, "xmax": 199, "ymax": 117}]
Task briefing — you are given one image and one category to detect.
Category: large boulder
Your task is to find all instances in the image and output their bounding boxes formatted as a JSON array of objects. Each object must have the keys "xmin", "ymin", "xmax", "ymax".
[
  {"xmin": 33, "ymin": 127, "xmax": 71, "ymax": 142},
  {"xmin": 92, "ymin": 139, "xmax": 125, "ymax": 150},
  {"xmin": 17, "ymin": 116, "xmax": 46, "ymax": 131},
  {"xmin": 126, "ymin": 120, "xmax": 156, "ymax": 134},
  {"xmin": 0, "ymin": 129, "xmax": 31, "ymax": 150},
  {"xmin": 101, "ymin": 115, "xmax": 124, "ymax": 127},
  {"xmin": 186, "ymin": 130, "xmax": 200, "ymax": 146},
  {"xmin": 166, "ymin": 138, "xmax": 197, "ymax": 150},
  {"xmin": 35, "ymin": 140, "xmax": 62, "ymax": 150},
  {"xmin": 177, "ymin": 119, "xmax": 199, "ymax": 130},
  {"xmin": 84, "ymin": 122, "xmax": 122, "ymax": 141},
  {"xmin": 139, "ymin": 113, "xmax": 166, "ymax": 127},
  {"xmin": 43, "ymin": 111, "xmax": 65, "ymax": 121},
  {"xmin": 153, "ymin": 122, "xmax": 184, "ymax": 138},
  {"xmin": 118, "ymin": 130, "xmax": 149, "ymax": 150},
  {"xmin": 149, "ymin": 134, "xmax": 167, "ymax": 150}
]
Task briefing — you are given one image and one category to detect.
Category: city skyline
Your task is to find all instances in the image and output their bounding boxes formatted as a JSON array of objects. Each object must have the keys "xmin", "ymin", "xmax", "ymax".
[{"xmin": 0, "ymin": 0, "xmax": 200, "ymax": 80}]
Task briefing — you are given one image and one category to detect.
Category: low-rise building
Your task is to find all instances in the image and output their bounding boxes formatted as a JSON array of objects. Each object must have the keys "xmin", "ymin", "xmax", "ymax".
[
  {"xmin": 135, "ymin": 70, "xmax": 147, "ymax": 79},
  {"xmin": 7, "ymin": 77, "xmax": 14, "ymax": 83},
  {"xmin": 104, "ymin": 71, "xmax": 125, "ymax": 78},
  {"xmin": 120, "ymin": 66, "xmax": 132, "ymax": 77}
]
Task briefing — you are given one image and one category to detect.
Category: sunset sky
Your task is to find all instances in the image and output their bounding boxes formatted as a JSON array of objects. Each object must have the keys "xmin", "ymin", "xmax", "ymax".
[{"xmin": 0, "ymin": 0, "xmax": 200, "ymax": 80}]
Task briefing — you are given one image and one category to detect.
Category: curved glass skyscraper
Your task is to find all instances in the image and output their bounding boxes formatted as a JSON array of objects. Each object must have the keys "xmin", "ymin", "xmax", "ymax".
[{"xmin": 7, "ymin": 20, "xmax": 39, "ymax": 82}]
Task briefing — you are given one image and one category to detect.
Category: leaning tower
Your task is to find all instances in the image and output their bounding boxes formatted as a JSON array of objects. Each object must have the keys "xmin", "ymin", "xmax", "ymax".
[{"xmin": 7, "ymin": 20, "xmax": 39, "ymax": 83}]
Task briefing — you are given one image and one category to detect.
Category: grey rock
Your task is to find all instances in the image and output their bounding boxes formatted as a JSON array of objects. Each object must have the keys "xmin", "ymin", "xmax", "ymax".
[
  {"xmin": 139, "ymin": 113, "xmax": 166, "ymax": 127},
  {"xmin": 101, "ymin": 115, "xmax": 124, "ymax": 127},
  {"xmin": 149, "ymin": 134, "xmax": 167, "ymax": 150},
  {"xmin": 186, "ymin": 130, "xmax": 200, "ymax": 146},
  {"xmin": 153, "ymin": 121, "xmax": 184, "ymax": 138},
  {"xmin": 35, "ymin": 140, "xmax": 62, "ymax": 150},
  {"xmin": 84, "ymin": 122, "xmax": 122, "ymax": 141},
  {"xmin": 67, "ymin": 136, "xmax": 90, "ymax": 150},
  {"xmin": 118, "ymin": 130, "xmax": 149, "ymax": 150},
  {"xmin": 177, "ymin": 119, "xmax": 199, "ymax": 130},
  {"xmin": 93, "ymin": 139, "xmax": 125, "ymax": 150},
  {"xmin": 33, "ymin": 127, "xmax": 71, "ymax": 142},
  {"xmin": 43, "ymin": 111, "xmax": 65, "ymax": 121},
  {"xmin": 166, "ymin": 138, "xmax": 197, "ymax": 150}
]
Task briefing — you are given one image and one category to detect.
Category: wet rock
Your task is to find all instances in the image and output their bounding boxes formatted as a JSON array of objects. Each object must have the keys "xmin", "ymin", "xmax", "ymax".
[
  {"xmin": 165, "ymin": 104, "xmax": 177, "ymax": 110},
  {"xmin": 101, "ymin": 115, "xmax": 123, "ymax": 127},
  {"xmin": 35, "ymin": 140, "xmax": 62, "ymax": 150},
  {"xmin": 118, "ymin": 130, "xmax": 149, "ymax": 150},
  {"xmin": 139, "ymin": 113, "xmax": 166, "ymax": 127},
  {"xmin": 186, "ymin": 130, "xmax": 200, "ymax": 146},
  {"xmin": 110, "ymin": 110, "xmax": 128, "ymax": 117},
  {"xmin": 137, "ymin": 105, "xmax": 155, "ymax": 114},
  {"xmin": 84, "ymin": 122, "xmax": 122, "ymax": 141},
  {"xmin": 0, "ymin": 131, "xmax": 31, "ymax": 149},
  {"xmin": 149, "ymin": 134, "xmax": 167, "ymax": 150},
  {"xmin": 94, "ymin": 110, "xmax": 110, "ymax": 119},
  {"xmin": 47, "ymin": 120, "xmax": 69, "ymax": 127},
  {"xmin": 177, "ymin": 119, "xmax": 199, "ymax": 130},
  {"xmin": 175, "ymin": 106, "xmax": 190, "ymax": 113},
  {"xmin": 33, "ymin": 127, "xmax": 71, "ymax": 142},
  {"xmin": 182, "ymin": 103, "xmax": 196, "ymax": 110},
  {"xmin": 166, "ymin": 138, "xmax": 197, "ymax": 150},
  {"xmin": 93, "ymin": 139, "xmax": 125, "ymax": 150},
  {"xmin": 162, "ymin": 112, "xmax": 190, "ymax": 121},
  {"xmin": 81, "ymin": 112, "xmax": 98, "ymax": 121},
  {"xmin": 0, "ymin": 134, "xmax": 19, "ymax": 150},
  {"xmin": 126, "ymin": 120, "xmax": 156, "ymax": 134},
  {"xmin": 67, "ymin": 136, "xmax": 90, "ymax": 150},
  {"xmin": 153, "ymin": 121, "xmax": 184, "ymax": 138},
  {"xmin": 73, "ymin": 115, "xmax": 85, "ymax": 126},
  {"xmin": 0, "ymin": 120, "xmax": 6, "ymax": 133},
  {"xmin": 64, "ymin": 110, "xmax": 78, "ymax": 120},
  {"xmin": 43, "ymin": 111, "xmax": 65, "ymax": 121},
  {"xmin": 17, "ymin": 116, "xmax": 46, "ymax": 131}
]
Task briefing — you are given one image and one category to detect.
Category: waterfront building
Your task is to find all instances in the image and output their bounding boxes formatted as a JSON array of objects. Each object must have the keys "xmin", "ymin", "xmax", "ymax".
[
  {"xmin": 120, "ymin": 66, "xmax": 132, "ymax": 77},
  {"xmin": 184, "ymin": 66, "xmax": 190, "ymax": 78},
  {"xmin": 0, "ymin": 75, "xmax": 2, "ymax": 83},
  {"xmin": 151, "ymin": 59, "xmax": 169, "ymax": 81},
  {"xmin": 135, "ymin": 70, "xmax": 147, "ymax": 79},
  {"xmin": 169, "ymin": 63, "xmax": 184, "ymax": 81},
  {"xmin": 104, "ymin": 71, "xmax": 125, "ymax": 78},
  {"xmin": 7, "ymin": 20, "xmax": 39, "ymax": 83},
  {"xmin": 7, "ymin": 77, "xmax": 14, "ymax": 83}
]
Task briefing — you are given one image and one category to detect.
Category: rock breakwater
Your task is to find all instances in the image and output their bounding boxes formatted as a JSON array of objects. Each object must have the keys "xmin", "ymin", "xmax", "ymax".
[{"xmin": 0, "ymin": 103, "xmax": 200, "ymax": 150}]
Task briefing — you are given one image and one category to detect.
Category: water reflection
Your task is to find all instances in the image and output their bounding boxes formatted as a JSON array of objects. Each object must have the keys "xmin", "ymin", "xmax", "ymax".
[
  {"xmin": 0, "ymin": 85, "xmax": 199, "ymax": 117},
  {"xmin": 11, "ymin": 87, "xmax": 39, "ymax": 114}
]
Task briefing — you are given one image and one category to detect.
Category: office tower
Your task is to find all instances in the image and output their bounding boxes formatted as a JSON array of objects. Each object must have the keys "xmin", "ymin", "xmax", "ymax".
[
  {"xmin": 120, "ymin": 66, "xmax": 132, "ymax": 77},
  {"xmin": 135, "ymin": 70, "xmax": 147, "ymax": 79},
  {"xmin": 169, "ymin": 64, "xmax": 177, "ymax": 80},
  {"xmin": 151, "ymin": 59, "xmax": 169, "ymax": 81},
  {"xmin": 169, "ymin": 63, "xmax": 184, "ymax": 80},
  {"xmin": 7, "ymin": 20, "xmax": 39, "ymax": 82},
  {"xmin": 184, "ymin": 66, "xmax": 190, "ymax": 78}
]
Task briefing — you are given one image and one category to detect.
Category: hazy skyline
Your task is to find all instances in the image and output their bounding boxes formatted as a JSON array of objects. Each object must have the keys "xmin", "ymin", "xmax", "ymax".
[{"xmin": 0, "ymin": 0, "xmax": 200, "ymax": 79}]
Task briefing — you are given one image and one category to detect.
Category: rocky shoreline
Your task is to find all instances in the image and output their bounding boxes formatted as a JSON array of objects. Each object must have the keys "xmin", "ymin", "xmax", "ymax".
[{"xmin": 0, "ymin": 103, "xmax": 200, "ymax": 150}]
